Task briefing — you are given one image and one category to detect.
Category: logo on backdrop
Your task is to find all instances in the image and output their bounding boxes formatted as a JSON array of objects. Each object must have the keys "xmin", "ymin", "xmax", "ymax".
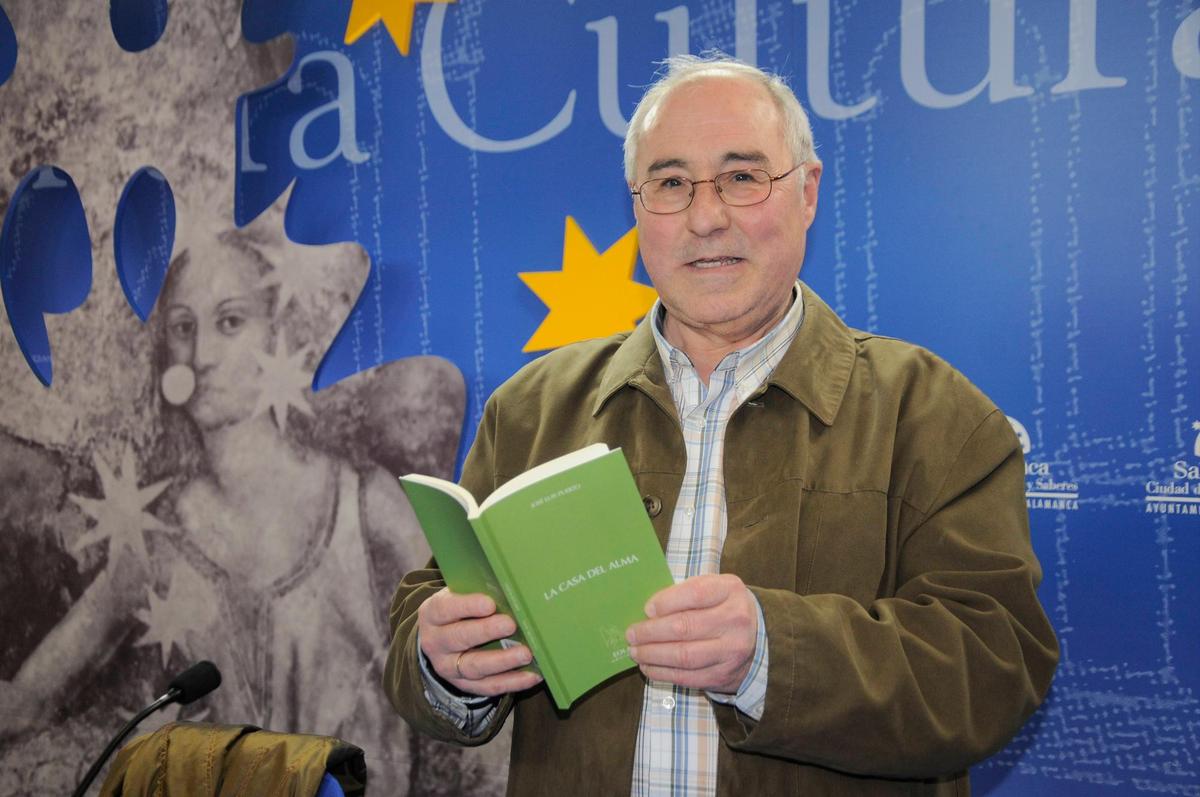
[
  {"xmin": 1143, "ymin": 420, "xmax": 1200, "ymax": 516},
  {"xmin": 1007, "ymin": 416, "xmax": 1080, "ymax": 512}
]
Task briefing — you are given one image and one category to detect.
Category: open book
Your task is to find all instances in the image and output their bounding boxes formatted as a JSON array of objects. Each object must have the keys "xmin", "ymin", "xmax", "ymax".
[{"xmin": 400, "ymin": 444, "xmax": 673, "ymax": 710}]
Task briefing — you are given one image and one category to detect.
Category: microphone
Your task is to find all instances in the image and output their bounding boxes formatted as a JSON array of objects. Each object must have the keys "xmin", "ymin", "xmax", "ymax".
[
  {"xmin": 71, "ymin": 661, "xmax": 222, "ymax": 797},
  {"xmin": 166, "ymin": 660, "xmax": 222, "ymax": 705}
]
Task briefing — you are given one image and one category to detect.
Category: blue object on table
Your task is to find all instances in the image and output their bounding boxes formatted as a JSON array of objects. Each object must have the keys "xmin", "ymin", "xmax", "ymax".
[{"xmin": 315, "ymin": 772, "xmax": 345, "ymax": 797}]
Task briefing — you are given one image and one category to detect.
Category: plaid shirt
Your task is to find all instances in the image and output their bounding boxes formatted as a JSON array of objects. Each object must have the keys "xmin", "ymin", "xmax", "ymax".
[
  {"xmin": 419, "ymin": 285, "xmax": 805, "ymax": 794},
  {"xmin": 632, "ymin": 285, "xmax": 804, "ymax": 796}
]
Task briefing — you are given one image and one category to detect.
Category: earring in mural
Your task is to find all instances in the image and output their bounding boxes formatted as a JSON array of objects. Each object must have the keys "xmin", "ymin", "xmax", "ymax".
[{"xmin": 161, "ymin": 364, "xmax": 195, "ymax": 406}]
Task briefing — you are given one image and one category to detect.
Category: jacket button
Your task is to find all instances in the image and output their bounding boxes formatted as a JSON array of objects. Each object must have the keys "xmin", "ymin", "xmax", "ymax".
[{"xmin": 642, "ymin": 495, "xmax": 662, "ymax": 517}]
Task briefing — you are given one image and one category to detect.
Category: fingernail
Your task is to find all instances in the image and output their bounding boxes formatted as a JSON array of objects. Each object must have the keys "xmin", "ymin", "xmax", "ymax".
[
  {"xmin": 644, "ymin": 602, "xmax": 657, "ymax": 618},
  {"xmin": 627, "ymin": 645, "xmax": 638, "ymax": 660},
  {"xmin": 625, "ymin": 628, "xmax": 637, "ymax": 645}
]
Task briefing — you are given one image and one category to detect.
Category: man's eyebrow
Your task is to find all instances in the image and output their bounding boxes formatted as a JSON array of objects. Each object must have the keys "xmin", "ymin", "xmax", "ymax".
[
  {"xmin": 646, "ymin": 151, "xmax": 772, "ymax": 176},
  {"xmin": 721, "ymin": 150, "xmax": 770, "ymax": 166},
  {"xmin": 646, "ymin": 158, "xmax": 687, "ymax": 175}
]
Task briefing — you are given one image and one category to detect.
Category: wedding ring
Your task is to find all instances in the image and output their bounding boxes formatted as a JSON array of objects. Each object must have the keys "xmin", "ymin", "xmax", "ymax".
[{"xmin": 454, "ymin": 651, "xmax": 468, "ymax": 679}]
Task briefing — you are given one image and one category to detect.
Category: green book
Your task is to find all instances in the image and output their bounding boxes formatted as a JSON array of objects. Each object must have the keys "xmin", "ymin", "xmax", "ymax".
[{"xmin": 400, "ymin": 443, "xmax": 674, "ymax": 711}]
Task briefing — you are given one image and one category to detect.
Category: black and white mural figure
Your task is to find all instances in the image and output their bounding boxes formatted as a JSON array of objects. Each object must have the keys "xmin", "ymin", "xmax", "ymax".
[{"xmin": 0, "ymin": 1, "xmax": 506, "ymax": 793}]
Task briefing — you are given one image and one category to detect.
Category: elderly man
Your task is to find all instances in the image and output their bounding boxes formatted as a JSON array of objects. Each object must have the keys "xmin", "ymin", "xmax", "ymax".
[{"xmin": 385, "ymin": 54, "xmax": 1058, "ymax": 795}]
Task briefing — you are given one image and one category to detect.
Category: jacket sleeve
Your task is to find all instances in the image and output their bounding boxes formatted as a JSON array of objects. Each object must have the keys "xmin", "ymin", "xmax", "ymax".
[
  {"xmin": 711, "ymin": 409, "xmax": 1059, "ymax": 778},
  {"xmin": 382, "ymin": 397, "xmax": 516, "ymax": 745}
]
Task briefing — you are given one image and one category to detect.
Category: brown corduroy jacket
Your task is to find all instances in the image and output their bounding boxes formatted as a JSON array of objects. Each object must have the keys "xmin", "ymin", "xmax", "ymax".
[{"xmin": 385, "ymin": 284, "xmax": 1059, "ymax": 796}]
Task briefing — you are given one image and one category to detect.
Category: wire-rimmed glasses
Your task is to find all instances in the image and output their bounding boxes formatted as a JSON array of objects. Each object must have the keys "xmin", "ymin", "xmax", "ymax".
[{"xmin": 631, "ymin": 164, "xmax": 803, "ymax": 215}]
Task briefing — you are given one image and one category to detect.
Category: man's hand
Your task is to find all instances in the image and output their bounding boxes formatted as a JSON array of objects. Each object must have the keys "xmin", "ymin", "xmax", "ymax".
[
  {"xmin": 417, "ymin": 587, "xmax": 543, "ymax": 697},
  {"xmin": 626, "ymin": 573, "xmax": 758, "ymax": 694}
]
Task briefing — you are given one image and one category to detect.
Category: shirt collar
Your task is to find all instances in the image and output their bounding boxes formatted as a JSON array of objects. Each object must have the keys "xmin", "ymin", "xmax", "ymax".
[
  {"xmin": 648, "ymin": 282, "xmax": 805, "ymax": 400},
  {"xmin": 592, "ymin": 282, "xmax": 855, "ymax": 427}
]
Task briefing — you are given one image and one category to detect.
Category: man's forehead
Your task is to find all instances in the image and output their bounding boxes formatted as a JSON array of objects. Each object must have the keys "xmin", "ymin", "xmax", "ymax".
[{"xmin": 637, "ymin": 79, "xmax": 786, "ymax": 175}]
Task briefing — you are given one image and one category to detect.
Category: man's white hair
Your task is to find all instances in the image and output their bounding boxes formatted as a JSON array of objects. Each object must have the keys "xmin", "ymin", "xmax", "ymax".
[{"xmin": 623, "ymin": 53, "xmax": 820, "ymax": 184}]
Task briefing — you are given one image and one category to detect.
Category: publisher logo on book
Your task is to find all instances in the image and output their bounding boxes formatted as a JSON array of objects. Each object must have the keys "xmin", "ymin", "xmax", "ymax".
[
  {"xmin": 1143, "ymin": 421, "xmax": 1200, "ymax": 516},
  {"xmin": 1008, "ymin": 416, "xmax": 1079, "ymax": 511},
  {"xmin": 600, "ymin": 625, "xmax": 629, "ymax": 662}
]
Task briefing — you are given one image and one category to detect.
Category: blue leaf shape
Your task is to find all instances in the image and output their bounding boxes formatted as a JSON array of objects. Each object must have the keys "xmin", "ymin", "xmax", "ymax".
[
  {"xmin": 0, "ymin": 3, "xmax": 16, "ymax": 87},
  {"xmin": 0, "ymin": 166, "xmax": 93, "ymax": 386},
  {"xmin": 114, "ymin": 167, "xmax": 176, "ymax": 323},
  {"xmin": 109, "ymin": 0, "xmax": 168, "ymax": 53}
]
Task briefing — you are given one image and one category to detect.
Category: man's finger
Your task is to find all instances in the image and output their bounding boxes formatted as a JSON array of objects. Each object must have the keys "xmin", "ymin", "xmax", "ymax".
[
  {"xmin": 627, "ymin": 608, "xmax": 719, "ymax": 646},
  {"xmin": 450, "ymin": 644, "xmax": 534, "ymax": 681},
  {"xmin": 421, "ymin": 589, "xmax": 497, "ymax": 625},
  {"xmin": 644, "ymin": 574, "xmax": 736, "ymax": 618},
  {"xmin": 627, "ymin": 637, "xmax": 729, "ymax": 672},
  {"xmin": 430, "ymin": 613, "xmax": 517, "ymax": 656},
  {"xmin": 451, "ymin": 668, "xmax": 544, "ymax": 698}
]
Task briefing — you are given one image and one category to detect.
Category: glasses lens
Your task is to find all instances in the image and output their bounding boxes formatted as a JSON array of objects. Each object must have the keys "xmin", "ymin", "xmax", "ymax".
[
  {"xmin": 715, "ymin": 169, "xmax": 771, "ymax": 206},
  {"xmin": 640, "ymin": 177, "xmax": 693, "ymax": 214}
]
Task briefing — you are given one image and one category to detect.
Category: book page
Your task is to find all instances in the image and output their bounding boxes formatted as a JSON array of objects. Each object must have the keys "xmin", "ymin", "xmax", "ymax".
[
  {"xmin": 478, "ymin": 443, "xmax": 611, "ymax": 514},
  {"xmin": 401, "ymin": 474, "xmax": 480, "ymax": 515}
]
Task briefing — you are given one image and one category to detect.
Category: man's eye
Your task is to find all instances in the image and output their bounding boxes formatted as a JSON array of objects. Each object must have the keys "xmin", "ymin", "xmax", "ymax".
[{"xmin": 728, "ymin": 170, "xmax": 757, "ymax": 183}]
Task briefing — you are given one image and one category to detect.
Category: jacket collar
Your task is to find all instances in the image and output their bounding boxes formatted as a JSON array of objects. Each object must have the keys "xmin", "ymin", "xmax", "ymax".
[{"xmin": 592, "ymin": 282, "xmax": 856, "ymax": 427}]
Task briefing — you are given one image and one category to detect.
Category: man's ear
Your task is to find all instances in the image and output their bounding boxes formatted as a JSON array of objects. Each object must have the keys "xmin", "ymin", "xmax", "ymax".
[{"xmin": 802, "ymin": 162, "xmax": 822, "ymax": 220}]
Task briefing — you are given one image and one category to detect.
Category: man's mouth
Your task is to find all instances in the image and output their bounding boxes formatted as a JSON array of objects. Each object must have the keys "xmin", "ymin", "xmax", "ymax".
[{"xmin": 687, "ymin": 256, "xmax": 743, "ymax": 269}]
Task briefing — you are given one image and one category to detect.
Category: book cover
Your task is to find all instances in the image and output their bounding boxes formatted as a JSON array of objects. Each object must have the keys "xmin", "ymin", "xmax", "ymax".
[{"xmin": 400, "ymin": 445, "xmax": 674, "ymax": 710}]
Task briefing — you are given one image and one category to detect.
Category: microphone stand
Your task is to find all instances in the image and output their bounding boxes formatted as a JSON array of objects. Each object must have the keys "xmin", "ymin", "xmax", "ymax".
[{"xmin": 70, "ymin": 687, "xmax": 179, "ymax": 797}]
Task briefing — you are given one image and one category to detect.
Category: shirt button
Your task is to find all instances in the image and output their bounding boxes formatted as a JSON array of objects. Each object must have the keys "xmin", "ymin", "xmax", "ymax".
[
  {"xmin": 684, "ymin": 506, "xmax": 694, "ymax": 516},
  {"xmin": 661, "ymin": 696, "xmax": 676, "ymax": 710}
]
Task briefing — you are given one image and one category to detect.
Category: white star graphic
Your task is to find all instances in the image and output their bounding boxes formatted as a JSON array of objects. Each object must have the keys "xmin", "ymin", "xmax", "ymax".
[
  {"xmin": 252, "ymin": 343, "xmax": 315, "ymax": 433},
  {"xmin": 134, "ymin": 561, "xmax": 220, "ymax": 668},
  {"xmin": 67, "ymin": 444, "xmax": 172, "ymax": 566}
]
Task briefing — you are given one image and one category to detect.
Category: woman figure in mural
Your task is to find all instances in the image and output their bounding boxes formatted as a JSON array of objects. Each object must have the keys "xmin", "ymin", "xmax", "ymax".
[
  {"xmin": 0, "ymin": 227, "xmax": 462, "ymax": 790},
  {"xmin": 152, "ymin": 227, "xmax": 433, "ymax": 738}
]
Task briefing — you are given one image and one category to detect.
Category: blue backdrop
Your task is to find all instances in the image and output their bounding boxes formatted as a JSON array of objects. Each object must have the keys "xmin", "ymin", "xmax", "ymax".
[{"xmin": 1, "ymin": 1, "xmax": 1197, "ymax": 793}]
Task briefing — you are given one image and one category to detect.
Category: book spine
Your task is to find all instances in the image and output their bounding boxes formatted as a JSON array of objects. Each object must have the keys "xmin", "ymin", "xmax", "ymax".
[{"xmin": 470, "ymin": 514, "xmax": 570, "ymax": 709}]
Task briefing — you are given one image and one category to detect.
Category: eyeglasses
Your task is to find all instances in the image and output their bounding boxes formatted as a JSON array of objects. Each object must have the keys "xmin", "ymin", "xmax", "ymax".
[{"xmin": 631, "ymin": 164, "xmax": 804, "ymax": 215}]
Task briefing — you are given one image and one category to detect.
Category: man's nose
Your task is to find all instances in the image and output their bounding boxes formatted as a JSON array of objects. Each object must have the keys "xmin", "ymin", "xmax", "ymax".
[{"xmin": 685, "ymin": 180, "xmax": 731, "ymax": 236}]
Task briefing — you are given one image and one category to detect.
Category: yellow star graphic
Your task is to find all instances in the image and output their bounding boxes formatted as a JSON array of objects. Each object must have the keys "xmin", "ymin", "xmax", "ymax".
[
  {"xmin": 519, "ymin": 217, "xmax": 658, "ymax": 353},
  {"xmin": 343, "ymin": 0, "xmax": 457, "ymax": 57}
]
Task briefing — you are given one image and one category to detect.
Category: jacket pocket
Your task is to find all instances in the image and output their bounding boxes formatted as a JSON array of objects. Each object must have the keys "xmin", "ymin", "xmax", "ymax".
[
  {"xmin": 723, "ymin": 478, "xmax": 809, "ymax": 592},
  {"xmin": 724, "ymin": 484, "xmax": 888, "ymax": 605}
]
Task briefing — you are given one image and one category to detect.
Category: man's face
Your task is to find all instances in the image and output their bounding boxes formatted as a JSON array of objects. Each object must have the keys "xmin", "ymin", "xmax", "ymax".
[{"xmin": 632, "ymin": 76, "xmax": 820, "ymax": 346}]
